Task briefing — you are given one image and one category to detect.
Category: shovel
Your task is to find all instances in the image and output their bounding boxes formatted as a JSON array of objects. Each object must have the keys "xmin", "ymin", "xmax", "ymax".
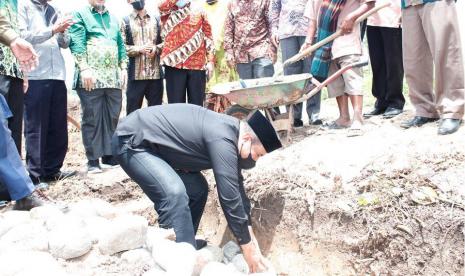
[{"xmin": 274, "ymin": 2, "xmax": 391, "ymax": 77}]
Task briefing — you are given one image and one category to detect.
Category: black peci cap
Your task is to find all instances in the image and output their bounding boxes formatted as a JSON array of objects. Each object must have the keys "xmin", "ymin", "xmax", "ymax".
[{"xmin": 246, "ymin": 111, "xmax": 282, "ymax": 153}]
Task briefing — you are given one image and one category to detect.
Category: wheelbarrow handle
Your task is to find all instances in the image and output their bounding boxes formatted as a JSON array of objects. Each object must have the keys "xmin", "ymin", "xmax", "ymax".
[
  {"xmin": 280, "ymin": 2, "xmax": 391, "ymax": 70},
  {"xmin": 297, "ymin": 60, "xmax": 369, "ymax": 103}
]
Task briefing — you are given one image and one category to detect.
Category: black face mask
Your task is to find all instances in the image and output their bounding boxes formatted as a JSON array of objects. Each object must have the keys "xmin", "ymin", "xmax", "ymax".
[
  {"xmin": 239, "ymin": 144, "xmax": 256, "ymax": 170},
  {"xmin": 131, "ymin": 0, "xmax": 145, "ymax": 11},
  {"xmin": 206, "ymin": 0, "xmax": 217, "ymax": 5}
]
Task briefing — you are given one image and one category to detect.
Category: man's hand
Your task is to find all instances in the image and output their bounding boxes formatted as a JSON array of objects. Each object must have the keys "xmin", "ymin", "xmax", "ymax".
[
  {"xmin": 10, "ymin": 38, "xmax": 38, "ymax": 72},
  {"xmin": 299, "ymin": 40, "xmax": 312, "ymax": 54},
  {"xmin": 340, "ymin": 14, "xmax": 357, "ymax": 34},
  {"xmin": 52, "ymin": 15, "xmax": 74, "ymax": 35},
  {"xmin": 271, "ymin": 34, "xmax": 279, "ymax": 48},
  {"xmin": 81, "ymin": 69, "xmax": 96, "ymax": 91},
  {"xmin": 241, "ymin": 241, "xmax": 268, "ymax": 273},
  {"xmin": 206, "ymin": 61, "xmax": 214, "ymax": 80},
  {"xmin": 121, "ymin": 69, "xmax": 128, "ymax": 89}
]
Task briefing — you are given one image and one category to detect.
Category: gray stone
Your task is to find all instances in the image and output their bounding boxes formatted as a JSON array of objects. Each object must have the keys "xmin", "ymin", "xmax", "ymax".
[
  {"xmin": 0, "ymin": 211, "xmax": 31, "ymax": 237},
  {"xmin": 232, "ymin": 254, "xmax": 249, "ymax": 274},
  {"xmin": 0, "ymin": 221, "xmax": 48, "ymax": 252},
  {"xmin": 201, "ymin": 262, "xmax": 241, "ymax": 276},
  {"xmin": 0, "ymin": 250, "xmax": 68, "ymax": 276},
  {"xmin": 121, "ymin": 248, "xmax": 155, "ymax": 270},
  {"xmin": 83, "ymin": 216, "xmax": 111, "ymax": 243},
  {"xmin": 30, "ymin": 205, "xmax": 64, "ymax": 221},
  {"xmin": 197, "ymin": 244, "xmax": 223, "ymax": 263},
  {"xmin": 98, "ymin": 215, "xmax": 148, "ymax": 255},
  {"xmin": 46, "ymin": 214, "xmax": 86, "ymax": 232},
  {"xmin": 222, "ymin": 240, "xmax": 241, "ymax": 263},
  {"xmin": 49, "ymin": 226, "xmax": 93, "ymax": 259},
  {"xmin": 152, "ymin": 240, "xmax": 197, "ymax": 275},
  {"xmin": 145, "ymin": 226, "xmax": 176, "ymax": 252},
  {"xmin": 67, "ymin": 198, "xmax": 119, "ymax": 219}
]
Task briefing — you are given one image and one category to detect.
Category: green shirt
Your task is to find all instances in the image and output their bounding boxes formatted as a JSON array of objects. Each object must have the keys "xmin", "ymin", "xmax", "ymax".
[
  {"xmin": 69, "ymin": 6, "xmax": 128, "ymax": 90},
  {"xmin": 0, "ymin": 0, "xmax": 22, "ymax": 79}
]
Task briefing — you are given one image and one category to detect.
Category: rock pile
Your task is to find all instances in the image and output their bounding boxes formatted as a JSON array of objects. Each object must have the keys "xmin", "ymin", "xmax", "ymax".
[{"xmin": 0, "ymin": 199, "xmax": 276, "ymax": 276}]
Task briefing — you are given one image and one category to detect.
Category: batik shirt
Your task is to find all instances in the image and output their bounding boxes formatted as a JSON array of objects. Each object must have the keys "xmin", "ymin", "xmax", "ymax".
[
  {"xmin": 402, "ymin": 0, "xmax": 439, "ymax": 8},
  {"xmin": 159, "ymin": 0, "xmax": 215, "ymax": 71},
  {"xmin": 269, "ymin": 0, "xmax": 309, "ymax": 40},
  {"xmin": 69, "ymin": 5, "xmax": 128, "ymax": 90},
  {"xmin": 120, "ymin": 11, "xmax": 162, "ymax": 81},
  {"xmin": 224, "ymin": 0, "xmax": 277, "ymax": 64},
  {"xmin": 0, "ymin": 0, "xmax": 22, "ymax": 79}
]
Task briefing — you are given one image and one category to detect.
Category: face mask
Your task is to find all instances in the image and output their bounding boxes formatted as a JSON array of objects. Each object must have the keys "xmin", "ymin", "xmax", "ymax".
[
  {"xmin": 131, "ymin": 0, "xmax": 145, "ymax": 11},
  {"xmin": 176, "ymin": 0, "xmax": 189, "ymax": 8},
  {"xmin": 239, "ymin": 144, "xmax": 256, "ymax": 170},
  {"xmin": 206, "ymin": 0, "xmax": 217, "ymax": 4},
  {"xmin": 94, "ymin": 4, "xmax": 105, "ymax": 12}
]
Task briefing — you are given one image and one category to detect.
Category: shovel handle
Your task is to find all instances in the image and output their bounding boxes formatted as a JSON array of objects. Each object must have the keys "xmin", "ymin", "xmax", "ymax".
[{"xmin": 281, "ymin": 2, "xmax": 391, "ymax": 69}]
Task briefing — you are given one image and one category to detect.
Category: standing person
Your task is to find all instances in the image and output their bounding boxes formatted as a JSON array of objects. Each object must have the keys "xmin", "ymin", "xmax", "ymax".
[
  {"xmin": 18, "ymin": 0, "xmax": 76, "ymax": 184},
  {"xmin": 364, "ymin": 0, "xmax": 404, "ymax": 119},
  {"xmin": 68, "ymin": 0, "xmax": 128, "ymax": 173},
  {"xmin": 400, "ymin": 0, "xmax": 464, "ymax": 135},
  {"xmin": 159, "ymin": 0, "xmax": 215, "ymax": 106},
  {"xmin": 303, "ymin": 0, "xmax": 375, "ymax": 136},
  {"xmin": 203, "ymin": 0, "xmax": 238, "ymax": 89},
  {"xmin": 0, "ymin": 5, "xmax": 47, "ymax": 211},
  {"xmin": 269, "ymin": 0, "xmax": 322, "ymax": 127},
  {"xmin": 112, "ymin": 104, "xmax": 282, "ymax": 272},
  {"xmin": 0, "ymin": 0, "xmax": 28, "ymax": 154},
  {"xmin": 121, "ymin": 0, "xmax": 164, "ymax": 115},
  {"xmin": 224, "ymin": 0, "xmax": 277, "ymax": 81}
]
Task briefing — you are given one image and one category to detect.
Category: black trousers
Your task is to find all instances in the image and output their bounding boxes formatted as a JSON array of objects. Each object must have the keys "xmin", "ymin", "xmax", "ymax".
[
  {"xmin": 24, "ymin": 80, "xmax": 68, "ymax": 179},
  {"xmin": 126, "ymin": 79, "xmax": 164, "ymax": 115},
  {"xmin": 0, "ymin": 75, "xmax": 24, "ymax": 154},
  {"xmin": 367, "ymin": 26, "xmax": 405, "ymax": 110},
  {"xmin": 164, "ymin": 66, "xmax": 206, "ymax": 107},
  {"xmin": 112, "ymin": 135, "xmax": 208, "ymax": 247}
]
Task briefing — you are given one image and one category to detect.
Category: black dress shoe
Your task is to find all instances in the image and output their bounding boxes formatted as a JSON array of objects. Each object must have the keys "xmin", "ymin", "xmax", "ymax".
[
  {"xmin": 43, "ymin": 170, "xmax": 77, "ymax": 182},
  {"xmin": 293, "ymin": 118, "xmax": 304, "ymax": 127},
  {"xmin": 400, "ymin": 116, "xmax": 438, "ymax": 129},
  {"xmin": 195, "ymin": 239, "xmax": 208, "ymax": 250},
  {"xmin": 383, "ymin": 107, "xmax": 403, "ymax": 119},
  {"xmin": 438, "ymin": 119, "xmax": 462, "ymax": 135},
  {"xmin": 364, "ymin": 107, "xmax": 385, "ymax": 118},
  {"xmin": 310, "ymin": 119, "xmax": 323, "ymax": 125}
]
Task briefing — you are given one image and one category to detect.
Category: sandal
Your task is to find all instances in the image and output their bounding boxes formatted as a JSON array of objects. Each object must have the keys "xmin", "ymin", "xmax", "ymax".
[
  {"xmin": 347, "ymin": 124, "xmax": 364, "ymax": 137},
  {"xmin": 325, "ymin": 121, "xmax": 349, "ymax": 130}
]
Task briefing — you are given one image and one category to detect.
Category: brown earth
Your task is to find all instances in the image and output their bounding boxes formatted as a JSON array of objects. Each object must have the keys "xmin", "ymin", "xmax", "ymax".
[{"xmin": 36, "ymin": 98, "xmax": 465, "ymax": 276}]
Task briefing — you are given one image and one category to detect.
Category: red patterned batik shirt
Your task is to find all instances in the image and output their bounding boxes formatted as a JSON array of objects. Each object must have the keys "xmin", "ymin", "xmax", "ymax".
[{"xmin": 159, "ymin": 0, "xmax": 215, "ymax": 71}]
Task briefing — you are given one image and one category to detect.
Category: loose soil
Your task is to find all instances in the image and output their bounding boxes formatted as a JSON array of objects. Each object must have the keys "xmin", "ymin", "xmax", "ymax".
[{"xmin": 20, "ymin": 98, "xmax": 465, "ymax": 275}]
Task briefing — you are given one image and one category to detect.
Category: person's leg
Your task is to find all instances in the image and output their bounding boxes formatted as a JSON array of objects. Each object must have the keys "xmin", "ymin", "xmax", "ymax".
[
  {"xmin": 113, "ymin": 135, "xmax": 196, "ymax": 247},
  {"xmin": 24, "ymin": 80, "xmax": 51, "ymax": 180},
  {"xmin": 43, "ymin": 80, "xmax": 68, "ymax": 177},
  {"xmin": 367, "ymin": 25, "xmax": 388, "ymax": 112},
  {"xmin": 77, "ymin": 89, "xmax": 105, "ymax": 162},
  {"xmin": 146, "ymin": 79, "xmax": 164, "ymax": 106},
  {"xmin": 339, "ymin": 55, "xmax": 364, "ymax": 128},
  {"xmin": 297, "ymin": 36, "xmax": 322, "ymax": 123},
  {"xmin": 253, "ymin": 57, "xmax": 275, "ymax": 78},
  {"xmin": 402, "ymin": 6, "xmax": 438, "ymax": 119},
  {"xmin": 165, "ymin": 66, "xmax": 188, "ymax": 103},
  {"xmin": 281, "ymin": 37, "xmax": 304, "ymax": 121},
  {"xmin": 327, "ymin": 59, "xmax": 351, "ymax": 127},
  {"xmin": 381, "ymin": 26, "xmax": 405, "ymax": 111},
  {"xmin": 5, "ymin": 77, "xmax": 24, "ymax": 154},
  {"xmin": 177, "ymin": 171, "xmax": 209, "ymax": 233},
  {"xmin": 0, "ymin": 101, "xmax": 35, "ymax": 201},
  {"xmin": 186, "ymin": 69, "xmax": 207, "ymax": 106},
  {"xmin": 126, "ymin": 80, "xmax": 146, "ymax": 115},
  {"xmin": 236, "ymin": 63, "xmax": 253, "ymax": 80},
  {"xmin": 102, "ymin": 89, "xmax": 122, "ymax": 161},
  {"xmin": 420, "ymin": 0, "xmax": 464, "ymax": 120}
]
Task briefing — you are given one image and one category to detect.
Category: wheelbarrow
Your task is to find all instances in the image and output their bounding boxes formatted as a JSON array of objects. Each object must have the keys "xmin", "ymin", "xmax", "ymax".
[{"xmin": 208, "ymin": 3, "xmax": 389, "ymax": 141}]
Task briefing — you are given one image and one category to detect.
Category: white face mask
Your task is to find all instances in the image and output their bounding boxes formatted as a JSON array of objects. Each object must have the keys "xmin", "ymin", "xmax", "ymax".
[{"xmin": 176, "ymin": 0, "xmax": 189, "ymax": 8}]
